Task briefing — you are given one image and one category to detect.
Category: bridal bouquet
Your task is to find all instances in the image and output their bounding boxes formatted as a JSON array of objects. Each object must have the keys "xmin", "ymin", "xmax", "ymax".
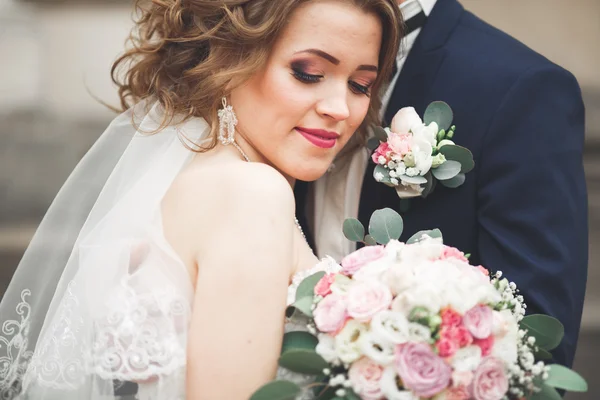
[
  {"xmin": 368, "ymin": 101, "xmax": 474, "ymax": 199},
  {"xmin": 251, "ymin": 209, "xmax": 587, "ymax": 400}
]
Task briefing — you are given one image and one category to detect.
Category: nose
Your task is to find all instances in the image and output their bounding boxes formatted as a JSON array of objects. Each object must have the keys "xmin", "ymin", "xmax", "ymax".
[{"xmin": 316, "ymin": 89, "xmax": 350, "ymax": 121}]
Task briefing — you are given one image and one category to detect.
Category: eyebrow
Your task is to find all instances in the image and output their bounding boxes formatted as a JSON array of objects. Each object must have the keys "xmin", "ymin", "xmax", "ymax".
[{"xmin": 294, "ymin": 48, "xmax": 378, "ymax": 72}]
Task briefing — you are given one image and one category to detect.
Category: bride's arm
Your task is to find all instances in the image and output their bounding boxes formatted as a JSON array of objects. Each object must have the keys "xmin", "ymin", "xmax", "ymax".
[{"xmin": 184, "ymin": 164, "xmax": 296, "ymax": 399}]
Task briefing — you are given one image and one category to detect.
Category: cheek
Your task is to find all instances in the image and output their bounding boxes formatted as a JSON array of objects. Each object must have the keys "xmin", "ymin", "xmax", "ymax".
[
  {"xmin": 345, "ymin": 97, "xmax": 371, "ymax": 134},
  {"xmin": 257, "ymin": 69, "xmax": 313, "ymax": 116}
]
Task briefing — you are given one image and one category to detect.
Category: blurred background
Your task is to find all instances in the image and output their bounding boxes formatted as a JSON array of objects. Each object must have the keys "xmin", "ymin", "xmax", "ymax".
[{"xmin": 0, "ymin": 0, "xmax": 598, "ymax": 397}]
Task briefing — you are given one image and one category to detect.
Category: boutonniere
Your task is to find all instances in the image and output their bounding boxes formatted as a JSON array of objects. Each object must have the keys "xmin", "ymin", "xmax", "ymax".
[{"xmin": 368, "ymin": 101, "xmax": 474, "ymax": 199}]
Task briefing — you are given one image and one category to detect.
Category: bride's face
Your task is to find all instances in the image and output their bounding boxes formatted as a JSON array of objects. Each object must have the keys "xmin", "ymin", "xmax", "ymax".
[{"xmin": 230, "ymin": 0, "xmax": 383, "ymax": 182}]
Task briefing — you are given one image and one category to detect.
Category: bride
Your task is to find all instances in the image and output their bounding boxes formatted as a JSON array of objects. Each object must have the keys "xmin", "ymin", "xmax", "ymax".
[{"xmin": 0, "ymin": 0, "xmax": 402, "ymax": 398}]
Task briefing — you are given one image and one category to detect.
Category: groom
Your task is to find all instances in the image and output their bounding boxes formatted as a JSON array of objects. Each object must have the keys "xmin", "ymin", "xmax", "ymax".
[{"xmin": 295, "ymin": 0, "xmax": 588, "ymax": 368}]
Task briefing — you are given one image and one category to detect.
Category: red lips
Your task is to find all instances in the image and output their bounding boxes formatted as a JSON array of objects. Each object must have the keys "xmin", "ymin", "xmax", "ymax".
[{"xmin": 295, "ymin": 127, "xmax": 340, "ymax": 149}]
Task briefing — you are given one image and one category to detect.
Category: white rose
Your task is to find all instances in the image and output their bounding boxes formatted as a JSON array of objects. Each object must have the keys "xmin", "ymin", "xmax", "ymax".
[
  {"xmin": 380, "ymin": 366, "xmax": 420, "ymax": 400},
  {"xmin": 390, "ymin": 107, "xmax": 423, "ymax": 135},
  {"xmin": 492, "ymin": 311, "xmax": 518, "ymax": 365},
  {"xmin": 411, "ymin": 137, "xmax": 433, "ymax": 175},
  {"xmin": 451, "ymin": 345, "xmax": 482, "ymax": 372},
  {"xmin": 335, "ymin": 320, "xmax": 368, "ymax": 364},
  {"xmin": 316, "ymin": 333, "xmax": 340, "ymax": 364}
]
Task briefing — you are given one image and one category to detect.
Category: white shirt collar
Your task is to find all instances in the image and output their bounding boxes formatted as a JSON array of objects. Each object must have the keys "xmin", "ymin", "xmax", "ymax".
[{"xmin": 400, "ymin": 0, "xmax": 437, "ymax": 19}]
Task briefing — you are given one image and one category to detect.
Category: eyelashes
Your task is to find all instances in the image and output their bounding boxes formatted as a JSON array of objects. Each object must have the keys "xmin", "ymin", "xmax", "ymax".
[{"xmin": 290, "ymin": 65, "xmax": 372, "ymax": 96}]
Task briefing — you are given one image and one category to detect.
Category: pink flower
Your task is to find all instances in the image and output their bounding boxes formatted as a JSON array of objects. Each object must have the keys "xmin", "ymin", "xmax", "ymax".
[
  {"xmin": 348, "ymin": 357, "xmax": 385, "ymax": 400},
  {"xmin": 341, "ymin": 245, "xmax": 386, "ymax": 276},
  {"xmin": 437, "ymin": 336, "xmax": 459, "ymax": 358},
  {"xmin": 347, "ymin": 280, "xmax": 392, "ymax": 323},
  {"xmin": 442, "ymin": 325, "xmax": 473, "ymax": 348},
  {"xmin": 476, "ymin": 265, "xmax": 490, "ymax": 277},
  {"xmin": 371, "ymin": 142, "xmax": 391, "ymax": 164},
  {"xmin": 441, "ymin": 307, "xmax": 463, "ymax": 328},
  {"xmin": 395, "ymin": 342, "xmax": 452, "ymax": 398},
  {"xmin": 313, "ymin": 294, "xmax": 348, "ymax": 333},
  {"xmin": 387, "ymin": 132, "xmax": 413, "ymax": 156},
  {"xmin": 391, "ymin": 106, "xmax": 422, "ymax": 135},
  {"xmin": 314, "ymin": 273, "xmax": 336, "ymax": 297},
  {"xmin": 471, "ymin": 357, "xmax": 509, "ymax": 400},
  {"xmin": 463, "ymin": 305, "xmax": 493, "ymax": 339},
  {"xmin": 474, "ymin": 336, "xmax": 495, "ymax": 357},
  {"xmin": 439, "ymin": 246, "xmax": 469, "ymax": 262}
]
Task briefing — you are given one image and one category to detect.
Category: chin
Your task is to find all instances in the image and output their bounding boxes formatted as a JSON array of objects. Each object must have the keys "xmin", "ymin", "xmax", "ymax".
[{"xmin": 289, "ymin": 164, "xmax": 331, "ymax": 182}]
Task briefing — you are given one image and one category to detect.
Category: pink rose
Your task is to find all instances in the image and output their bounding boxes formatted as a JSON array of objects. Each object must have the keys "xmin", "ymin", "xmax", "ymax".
[
  {"xmin": 471, "ymin": 357, "xmax": 509, "ymax": 400},
  {"xmin": 341, "ymin": 245, "xmax": 386, "ymax": 276},
  {"xmin": 371, "ymin": 142, "xmax": 391, "ymax": 164},
  {"xmin": 347, "ymin": 280, "xmax": 392, "ymax": 322},
  {"xmin": 348, "ymin": 357, "xmax": 385, "ymax": 400},
  {"xmin": 314, "ymin": 273, "xmax": 336, "ymax": 297},
  {"xmin": 313, "ymin": 294, "xmax": 348, "ymax": 333},
  {"xmin": 441, "ymin": 307, "xmax": 463, "ymax": 328},
  {"xmin": 395, "ymin": 342, "xmax": 452, "ymax": 398},
  {"xmin": 387, "ymin": 132, "xmax": 413, "ymax": 156},
  {"xmin": 437, "ymin": 337, "xmax": 458, "ymax": 358},
  {"xmin": 439, "ymin": 246, "xmax": 469, "ymax": 262},
  {"xmin": 391, "ymin": 106, "xmax": 422, "ymax": 135},
  {"xmin": 442, "ymin": 325, "xmax": 473, "ymax": 348},
  {"xmin": 463, "ymin": 305, "xmax": 493, "ymax": 339},
  {"xmin": 474, "ymin": 336, "xmax": 495, "ymax": 357}
]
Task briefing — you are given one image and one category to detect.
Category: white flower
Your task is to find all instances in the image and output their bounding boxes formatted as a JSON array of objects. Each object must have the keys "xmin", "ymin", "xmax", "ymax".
[
  {"xmin": 406, "ymin": 322, "xmax": 432, "ymax": 343},
  {"xmin": 390, "ymin": 107, "xmax": 423, "ymax": 135},
  {"xmin": 391, "ymin": 178, "xmax": 399, "ymax": 185},
  {"xmin": 378, "ymin": 155, "xmax": 387, "ymax": 165},
  {"xmin": 335, "ymin": 320, "xmax": 368, "ymax": 364},
  {"xmin": 359, "ymin": 331, "xmax": 395, "ymax": 365},
  {"xmin": 412, "ymin": 121, "xmax": 438, "ymax": 147},
  {"xmin": 411, "ymin": 137, "xmax": 434, "ymax": 174},
  {"xmin": 389, "ymin": 170, "xmax": 398, "ymax": 178},
  {"xmin": 396, "ymin": 163, "xmax": 407, "ymax": 176},
  {"xmin": 405, "ymin": 167, "xmax": 418, "ymax": 177},
  {"xmin": 437, "ymin": 139, "xmax": 455, "ymax": 149},
  {"xmin": 370, "ymin": 310, "xmax": 411, "ymax": 345},
  {"xmin": 316, "ymin": 334, "xmax": 340, "ymax": 364},
  {"xmin": 431, "ymin": 153, "xmax": 446, "ymax": 168},
  {"xmin": 374, "ymin": 172, "xmax": 385, "ymax": 182},
  {"xmin": 380, "ymin": 366, "xmax": 419, "ymax": 400},
  {"xmin": 492, "ymin": 314, "xmax": 519, "ymax": 365},
  {"xmin": 451, "ymin": 345, "xmax": 482, "ymax": 372}
]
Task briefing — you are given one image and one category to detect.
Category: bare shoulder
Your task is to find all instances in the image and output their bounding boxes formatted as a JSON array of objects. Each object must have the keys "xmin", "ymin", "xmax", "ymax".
[{"xmin": 162, "ymin": 159, "xmax": 296, "ymax": 266}]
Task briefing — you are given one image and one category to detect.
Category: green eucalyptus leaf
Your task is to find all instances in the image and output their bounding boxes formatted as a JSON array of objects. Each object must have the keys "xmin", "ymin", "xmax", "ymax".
[
  {"xmin": 545, "ymin": 364, "xmax": 588, "ymax": 392},
  {"xmin": 534, "ymin": 347, "xmax": 553, "ymax": 361},
  {"xmin": 291, "ymin": 296, "xmax": 314, "ymax": 317},
  {"xmin": 367, "ymin": 137, "xmax": 381, "ymax": 151},
  {"xmin": 279, "ymin": 348, "xmax": 329, "ymax": 375},
  {"xmin": 529, "ymin": 383, "xmax": 563, "ymax": 400},
  {"xmin": 373, "ymin": 126, "xmax": 388, "ymax": 142},
  {"xmin": 343, "ymin": 218, "xmax": 365, "ymax": 242},
  {"xmin": 374, "ymin": 165, "xmax": 393, "ymax": 185},
  {"xmin": 281, "ymin": 331, "xmax": 319, "ymax": 354},
  {"xmin": 364, "ymin": 234, "xmax": 378, "ymax": 246},
  {"xmin": 398, "ymin": 174, "xmax": 427, "ymax": 185},
  {"xmin": 424, "ymin": 101, "xmax": 453, "ymax": 131},
  {"xmin": 421, "ymin": 172, "xmax": 435, "ymax": 198},
  {"xmin": 431, "ymin": 160, "xmax": 461, "ymax": 181},
  {"xmin": 368, "ymin": 208, "xmax": 404, "ymax": 245},
  {"xmin": 407, "ymin": 229, "xmax": 443, "ymax": 244},
  {"xmin": 250, "ymin": 381, "xmax": 302, "ymax": 400},
  {"xmin": 295, "ymin": 271, "xmax": 326, "ymax": 302},
  {"xmin": 520, "ymin": 314, "xmax": 564, "ymax": 351},
  {"xmin": 440, "ymin": 173, "xmax": 465, "ymax": 188},
  {"xmin": 439, "ymin": 145, "xmax": 475, "ymax": 173}
]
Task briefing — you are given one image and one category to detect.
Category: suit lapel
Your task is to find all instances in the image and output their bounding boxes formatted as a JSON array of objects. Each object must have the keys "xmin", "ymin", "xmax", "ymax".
[{"xmin": 359, "ymin": 0, "xmax": 464, "ymax": 225}]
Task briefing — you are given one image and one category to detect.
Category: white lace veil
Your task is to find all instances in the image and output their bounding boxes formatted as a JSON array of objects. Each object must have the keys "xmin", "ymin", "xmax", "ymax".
[{"xmin": 0, "ymin": 100, "xmax": 211, "ymax": 399}]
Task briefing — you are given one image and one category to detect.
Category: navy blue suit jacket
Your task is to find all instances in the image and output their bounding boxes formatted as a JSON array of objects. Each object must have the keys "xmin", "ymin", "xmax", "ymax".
[{"xmin": 297, "ymin": 0, "xmax": 588, "ymax": 367}]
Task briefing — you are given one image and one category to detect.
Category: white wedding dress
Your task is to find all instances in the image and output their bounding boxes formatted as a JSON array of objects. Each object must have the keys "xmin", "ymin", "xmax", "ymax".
[{"xmin": 0, "ymin": 103, "xmax": 338, "ymax": 399}]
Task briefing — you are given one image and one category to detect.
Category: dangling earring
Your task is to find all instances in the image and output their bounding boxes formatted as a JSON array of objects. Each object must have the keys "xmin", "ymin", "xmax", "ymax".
[{"xmin": 218, "ymin": 97, "xmax": 237, "ymax": 145}]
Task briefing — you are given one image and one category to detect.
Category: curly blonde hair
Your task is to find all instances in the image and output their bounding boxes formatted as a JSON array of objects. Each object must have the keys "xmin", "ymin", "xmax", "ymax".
[{"xmin": 112, "ymin": 0, "xmax": 404, "ymax": 150}]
